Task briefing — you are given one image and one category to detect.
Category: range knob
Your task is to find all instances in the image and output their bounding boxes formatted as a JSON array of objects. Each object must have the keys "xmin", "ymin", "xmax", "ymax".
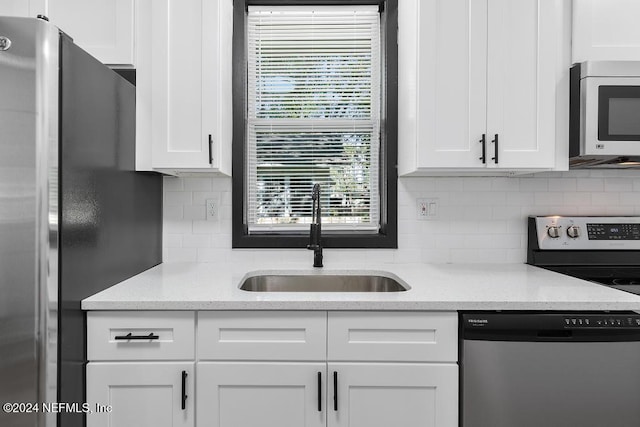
[
  {"xmin": 567, "ymin": 225, "xmax": 581, "ymax": 239},
  {"xmin": 547, "ymin": 226, "xmax": 561, "ymax": 238}
]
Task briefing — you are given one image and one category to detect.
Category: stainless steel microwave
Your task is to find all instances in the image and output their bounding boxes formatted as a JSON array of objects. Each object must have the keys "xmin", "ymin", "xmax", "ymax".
[{"xmin": 570, "ymin": 61, "xmax": 640, "ymax": 168}]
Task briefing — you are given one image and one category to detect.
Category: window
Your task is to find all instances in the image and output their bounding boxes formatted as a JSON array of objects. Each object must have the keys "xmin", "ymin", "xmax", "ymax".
[{"xmin": 233, "ymin": 0, "xmax": 397, "ymax": 249}]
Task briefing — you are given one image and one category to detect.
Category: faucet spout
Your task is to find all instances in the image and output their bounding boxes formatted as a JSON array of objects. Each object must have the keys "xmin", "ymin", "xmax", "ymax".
[{"xmin": 307, "ymin": 184, "xmax": 323, "ymax": 267}]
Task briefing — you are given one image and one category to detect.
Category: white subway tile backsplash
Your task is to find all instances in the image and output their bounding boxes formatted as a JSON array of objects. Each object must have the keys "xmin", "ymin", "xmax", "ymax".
[
  {"xmin": 163, "ymin": 177, "xmax": 184, "ymax": 191},
  {"xmin": 604, "ymin": 178, "xmax": 633, "ymax": 192},
  {"xmin": 462, "ymin": 178, "xmax": 493, "ymax": 192},
  {"xmin": 162, "ymin": 171, "xmax": 640, "ymax": 264},
  {"xmin": 506, "ymin": 192, "xmax": 535, "ymax": 206},
  {"xmin": 620, "ymin": 192, "xmax": 640, "ymax": 205},
  {"xmin": 192, "ymin": 220, "xmax": 218, "ymax": 234},
  {"xmin": 547, "ymin": 178, "xmax": 577, "ymax": 192},
  {"xmin": 183, "ymin": 177, "xmax": 214, "ymax": 191},
  {"xmin": 182, "ymin": 234, "xmax": 212, "ymax": 248},
  {"xmin": 183, "ymin": 205, "xmax": 206, "ymax": 221},
  {"xmin": 576, "ymin": 178, "xmax": 604, "ymax": 192},
  {"xmin": 165, "ymin": 191, "xmax": 193, "ymax": 206},
  {"xmin": 563, "ymin": 192, "xmax": 591, "ymax": 205},
  {"xmin": 534, "ymin": 192, "xmax": 564, "ymax": 206},
  {"xmin": 164, "ymin": 205, "xmax": 183, "ymax": 220},
  {"xmin": 435, "ymin": 178, "xmax": 464, "ymax": 192},
  {"xmin": 591, "ymin": 192, "xmax": 620, "ymax": 206},
  {"xmin": 604, "ymin": 206, "xmax": 636, "ymax": 216},
  {"xmin": 520, "ymin": 178, "xmax": 548, "ymax": 192},
  {"xmin": 164, "ymin": 218, "xmax": 192, "ymax": 235},
  {"xmin": 164, "ymin": 234, "xmax": 182, "ymax": 248},
  {"xmin": 491, "ymin": 177, "xmax": 520, "ymax": 192}
]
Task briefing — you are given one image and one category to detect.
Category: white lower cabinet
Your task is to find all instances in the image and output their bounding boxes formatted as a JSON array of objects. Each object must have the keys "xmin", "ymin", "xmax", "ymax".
[
  {"xmin": 87, "ymin": 362, "xmax": 194, "ymax": 427},
  {"xmin": 329, "ymin": 363, "xmax": 458, "ymax": 427},
  {"xmin": 86, "ymin": 311, "xmax": 196, "ymax": 427},
  {"xmin": 86, "ymin": 311, "xmax": 458, "ymax": 427},
  {"xmin": 197, "ymin": 362, "xmax": 326, "ymax": 427},
  {"xmin": 196, "ymin": 311, "xmax": 458, "ymax": 427}
]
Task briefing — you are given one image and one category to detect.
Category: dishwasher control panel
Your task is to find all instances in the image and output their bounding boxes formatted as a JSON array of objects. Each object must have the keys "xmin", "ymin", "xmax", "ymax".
[{"xmin": 563, "ymin": 315, "xmax": 640, "ymax": 328}]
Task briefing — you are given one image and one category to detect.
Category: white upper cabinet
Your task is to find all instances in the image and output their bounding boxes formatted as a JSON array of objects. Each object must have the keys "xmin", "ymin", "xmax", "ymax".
[
  {"xmin": 48, "ymin": 0, "xmax": 135, "ymax": 66},
  {"xmin": 398, "ymin": 0, "xmax": 488, "ymax": 170},
  {"xmin": 135, "ymin": 0, "xmax": 232, "ymax": 175},
  {"xmin": 486, "ymin": 0, "xmax": 560, "ymax": 169},
  {"xmin": 398, "ymin": 0, "xmax": 568, "ymax": 175},
  {"xmin": 573, "ymin": 0, "xmax": 640, "ymax": 62},
  {"xmin": 0, "ymin": 0, "xmax": 136, "ymax": 67},
  {"xmin": 0, "ymin": 0, "xmax": 45, "ymax": 17}
]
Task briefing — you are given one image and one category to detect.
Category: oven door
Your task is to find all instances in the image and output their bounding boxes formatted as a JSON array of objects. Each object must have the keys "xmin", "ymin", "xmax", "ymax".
[{"xmin": 582, "ymin": 77, "xmax": 640, "ymax": 156}]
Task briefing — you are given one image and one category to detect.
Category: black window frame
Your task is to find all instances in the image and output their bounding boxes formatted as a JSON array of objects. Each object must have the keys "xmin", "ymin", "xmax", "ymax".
[{"xmin": 232, "ymin": 0, "xmax": 397, "ymax": 249}]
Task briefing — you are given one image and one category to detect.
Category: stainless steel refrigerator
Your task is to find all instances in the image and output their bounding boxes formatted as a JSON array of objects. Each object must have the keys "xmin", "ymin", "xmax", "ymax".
[{"xmin": 0, "ymin": 17, "xmax": 162, "ymax": 427}]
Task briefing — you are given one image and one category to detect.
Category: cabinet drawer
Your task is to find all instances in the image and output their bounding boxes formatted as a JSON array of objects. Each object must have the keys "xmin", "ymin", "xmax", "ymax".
[
  {"xmin": 87, "ymin": 311, "xmax": 195, "ymax": 361},
  {"xmin": 328, "ymin": 311, "xmax": 457, "ymax": 362},
  {"xmin": 198, "ymin": 311, "xmax": 326, "ymax": 361}
]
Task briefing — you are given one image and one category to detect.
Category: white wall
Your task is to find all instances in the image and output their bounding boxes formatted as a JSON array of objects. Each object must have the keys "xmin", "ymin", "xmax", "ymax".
[{"xmin": 163, "ymin": 170, "xmax": 640, "ymax": 265}]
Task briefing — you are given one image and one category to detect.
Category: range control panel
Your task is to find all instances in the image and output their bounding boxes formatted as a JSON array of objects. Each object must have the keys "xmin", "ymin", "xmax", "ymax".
[
  {"xmin": 563, "ymin": 315, "xmax": 640, "ymax": 328},
  {"xmin": 534, "ymin": 216, "xmax": 640, "ymax": 250}
]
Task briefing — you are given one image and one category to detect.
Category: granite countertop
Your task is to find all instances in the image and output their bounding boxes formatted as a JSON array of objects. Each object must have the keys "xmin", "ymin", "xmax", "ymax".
[{"xmin": 81, "ymin": 262, "xmax": 640, "ymax": 311}]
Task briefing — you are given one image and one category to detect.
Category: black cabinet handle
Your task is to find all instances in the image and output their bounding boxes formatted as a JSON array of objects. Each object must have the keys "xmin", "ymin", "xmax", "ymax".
[
  {"xmin": 181, "ymin": 371, "xmax": 188, "ymax": 410},
  {"xmin": 114, "ymin": 332, "xmax": 159, "ymax": 341},
  {"xmin": 208, "ymin": 134, "xmax": 213, "ymax": 164},
  {"xmin": 479, "ymin": 133, "xmax": 486, "ymax": 164},
  {"xmin": 317, "ymin": 372, "xmax": 322, "ymax": 412},
  {"xmin": 333, "ymin": 371, "xmax": 338, "ymax": 411},
  {"xmin": 491, "ymin": 133, "xmax": 499, "ymax": 164}
]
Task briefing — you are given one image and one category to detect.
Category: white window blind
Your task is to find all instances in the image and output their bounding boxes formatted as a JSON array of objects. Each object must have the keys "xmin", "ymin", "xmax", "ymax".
[{"xmin": 246, "ymin": 5, "xmax": 381, "ymax": 233}]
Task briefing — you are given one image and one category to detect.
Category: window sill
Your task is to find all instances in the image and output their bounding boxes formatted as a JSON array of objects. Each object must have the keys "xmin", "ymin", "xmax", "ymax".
[{"xmin": 232, "ymin": 232, "xmax": 397, "ymax": 249}]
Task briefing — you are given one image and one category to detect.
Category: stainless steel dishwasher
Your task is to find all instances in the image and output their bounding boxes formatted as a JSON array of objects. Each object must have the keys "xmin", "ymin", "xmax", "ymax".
[{"xmin": 460, "ymin": 312, "xmax": 640, "ymax": 427}]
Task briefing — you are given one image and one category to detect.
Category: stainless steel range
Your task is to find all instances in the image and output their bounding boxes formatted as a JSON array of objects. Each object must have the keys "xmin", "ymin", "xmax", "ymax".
[{"xmin": 527, "ymin": 215, "xmax": 640, "ymax": 294}]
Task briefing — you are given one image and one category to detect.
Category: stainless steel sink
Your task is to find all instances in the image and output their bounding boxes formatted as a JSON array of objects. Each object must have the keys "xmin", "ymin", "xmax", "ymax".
[{"xmin": 239, "ymin": 273, "xmax": 409, "ymax": 292}]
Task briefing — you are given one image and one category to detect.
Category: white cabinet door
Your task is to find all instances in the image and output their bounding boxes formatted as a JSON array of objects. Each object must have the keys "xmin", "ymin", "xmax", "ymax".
[
  {"xmin": 398, "ymin": 0, "xmax": 488, "ymax": 173},
  {"xmin": 142, "ymin": 0, "xmax": 232, "ymax": 174},
  {"xmin": 573, "ymin": 0, "xmax": 640, "ymax": 62},
  {"xmin": 202, "ymin": 0, "xmax": 232, "ymax": 174},
  {"xmin": 328, "ymin": 363, "xmax": 458, "ymax": 427},
  {"xmin": 47, "ymin": 0, "xmax": 135, "ymax": 66},
  {"xmin": 197, "ymin": 362, "xmax": 326, "ymax": 427},
  {"xmin": 0, "ymin": 0, "xmax": 44, "ymax": 17},
  {"xmin": 86, "ymin": 362, "xmax": 194, "ymax": 427},
  {"xmin": 486, "ymin": 0, "xmax": 560, "ymax": 169},
  {"xmin": 150, "ymin": 0, "xmax": 205, "ymax": 169}
]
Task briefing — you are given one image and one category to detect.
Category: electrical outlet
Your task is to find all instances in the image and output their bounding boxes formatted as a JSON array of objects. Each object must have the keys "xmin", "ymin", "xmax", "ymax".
[
  {"xmin": 206, "ymin": 198, "xmax": 219, "ymax": 221},
  {"xmin": 417, "ymin": 198, "xmax": 439, "ymax": 220}
]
